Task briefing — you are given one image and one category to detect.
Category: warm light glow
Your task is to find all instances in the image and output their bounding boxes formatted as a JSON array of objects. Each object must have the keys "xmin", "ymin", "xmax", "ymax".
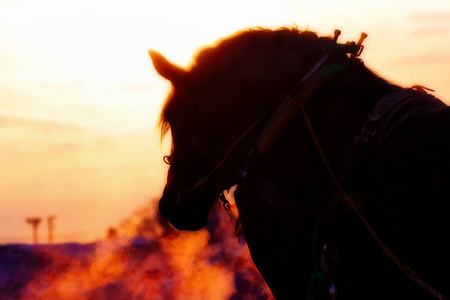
[
  {"xmin": 0, "ymin": 0, "xmax": 449, "ymax": 245},
  {"xmin": 0, "ymin": 0, "xmax": 449, "ymax": 299},
  {"xmin": 12, "ymin": 204, "xmax": 272, "ymax": 299}
]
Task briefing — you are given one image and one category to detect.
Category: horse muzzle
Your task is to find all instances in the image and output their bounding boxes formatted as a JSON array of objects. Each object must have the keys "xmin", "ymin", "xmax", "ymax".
[{"xmin": 159, "ymin": 187, "xmax": 216, "ymax": 231}]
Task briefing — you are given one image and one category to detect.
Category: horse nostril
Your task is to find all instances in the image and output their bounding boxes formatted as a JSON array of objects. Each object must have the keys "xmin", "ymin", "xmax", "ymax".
[{"xmin": 176, "ymin": 193, "xmax": 182, "ymax": 205}]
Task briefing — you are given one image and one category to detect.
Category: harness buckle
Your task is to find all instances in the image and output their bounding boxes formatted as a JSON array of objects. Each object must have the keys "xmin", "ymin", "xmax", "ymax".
[
  {"xmin": 350, "ymin": 32, "xmax": 368, "ymax": 58},
  {"xmin": 326, "ymin": 30, "xmax": 367, "ymax": 58},
  {"xmin": 354, "ymin": 125, "xmax": 377, "ymax": 144},
  {"xmin": 218, "ymin": 193, "xmax": 231, "ymax": 211}
]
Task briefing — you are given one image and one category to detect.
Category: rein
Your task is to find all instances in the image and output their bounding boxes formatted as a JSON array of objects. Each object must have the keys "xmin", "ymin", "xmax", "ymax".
[{"xmin": 300, "ymin": 100, "xmax": 449, "ymax": 300}]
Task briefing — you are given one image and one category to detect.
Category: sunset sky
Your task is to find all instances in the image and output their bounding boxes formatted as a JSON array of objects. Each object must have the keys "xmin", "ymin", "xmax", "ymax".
[{"xmin": 1, "ymin": 0, "xmax": 449, "ymax": 244}]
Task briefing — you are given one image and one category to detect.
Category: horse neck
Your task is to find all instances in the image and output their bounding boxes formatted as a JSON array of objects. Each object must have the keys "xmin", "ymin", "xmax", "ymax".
[
  {"xmin": 304, "ymin": 62, "xmax": 400, "ymax": 176},
  {"xmin": 256, "ymin": 62, "xmax": 400, "ymax": 211}
]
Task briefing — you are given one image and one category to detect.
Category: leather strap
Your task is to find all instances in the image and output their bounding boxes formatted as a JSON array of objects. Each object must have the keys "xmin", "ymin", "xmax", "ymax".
[{"xmin": 257, "ymin": 64, "xmax": 347, "ymax": 155}]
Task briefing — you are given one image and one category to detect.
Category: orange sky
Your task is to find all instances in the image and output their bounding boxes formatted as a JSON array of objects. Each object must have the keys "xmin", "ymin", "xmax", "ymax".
[{"xmin": 1, "ymin": 0, "xmax": 449, "ymax": 244}]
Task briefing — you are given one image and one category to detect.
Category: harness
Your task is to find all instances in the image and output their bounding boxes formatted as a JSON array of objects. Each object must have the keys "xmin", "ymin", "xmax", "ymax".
[
  {"xmin": 251, "ymin": 34, "xmax": 448, "ymax": 299},
  {"xmin": 300, "ymin": 88, "xmax": 448, "ymax": 300}
]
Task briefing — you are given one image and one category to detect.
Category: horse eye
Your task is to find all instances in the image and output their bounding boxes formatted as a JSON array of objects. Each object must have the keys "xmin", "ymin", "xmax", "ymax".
[{"xmin": 163, "ymin": 155, "xmax": 172, "ymax": 165}]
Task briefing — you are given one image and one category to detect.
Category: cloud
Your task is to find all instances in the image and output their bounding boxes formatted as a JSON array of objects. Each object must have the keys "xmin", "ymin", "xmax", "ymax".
[
  {"xmin": 0, "ymin": 112, "xmax": 102, "ymax": 152},
  {"xmin": 0, "ymin": 111, "xmax": 167, "ymax": 244},
  {"xmin": 408, "ymin": 27, "xmax": 449, "ymax": 37},
  {"xmin": 0, "ymin": 112, "xmax": 84, "ymax": 132},
  {"xmin": 390, "ymin": 52, "xmax": 450, "ymax": 66},
  {"xmin": 407, "ymin": 12, "xmax": 450, "ymax": 23},
  {"xmin": 405, "ymin": 12, "xmax": 450, "ymax": 38}
]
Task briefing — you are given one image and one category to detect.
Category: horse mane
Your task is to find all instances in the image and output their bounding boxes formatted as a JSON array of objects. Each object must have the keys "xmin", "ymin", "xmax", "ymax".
[{"xmin": 158, "ymin": 27, "xmax": 333, "ymax": 140}]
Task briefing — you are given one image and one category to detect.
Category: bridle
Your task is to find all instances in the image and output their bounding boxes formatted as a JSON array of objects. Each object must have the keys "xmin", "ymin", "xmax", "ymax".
[{"xmin": 165, "ymin": 30, "xmax": 364, "ymax": 196}]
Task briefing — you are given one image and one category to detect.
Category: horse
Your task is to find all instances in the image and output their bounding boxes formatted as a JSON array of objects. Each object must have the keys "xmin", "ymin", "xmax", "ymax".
[{"xmin": 149, "ymin": 28, "xmax": 450, "ymax": 299}]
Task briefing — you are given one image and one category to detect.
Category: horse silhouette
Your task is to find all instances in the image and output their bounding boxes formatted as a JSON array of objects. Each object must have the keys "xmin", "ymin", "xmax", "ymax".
[{"xmin": 150, "ymin": 28, "xmax": 450, "ymax": 299}]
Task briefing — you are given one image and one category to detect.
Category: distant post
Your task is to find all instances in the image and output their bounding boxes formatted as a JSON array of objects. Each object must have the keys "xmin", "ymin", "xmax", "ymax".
[
  {"xmin": 47, "ymin": 215, "xmax": 57, "ymax": 244},
  {"xmin": 26, "ymin": 217, "xmax": 42, "ymax": 244}
]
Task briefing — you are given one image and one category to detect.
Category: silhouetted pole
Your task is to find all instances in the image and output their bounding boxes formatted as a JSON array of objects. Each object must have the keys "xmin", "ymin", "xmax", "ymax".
[
  {"xmin": 26, "ymin": 217, "xmax": 42, "ymax": 244},
  {"xmin": 47, "ymin": 215, "xmax": 56, "ymax": 244}
]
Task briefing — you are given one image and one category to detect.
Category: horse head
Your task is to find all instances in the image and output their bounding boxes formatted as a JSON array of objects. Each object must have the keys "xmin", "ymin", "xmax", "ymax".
[
  {"xmin": 149, "ymin": 29, "xmax": 361, "ymax": 231},
  {"xmin": 150, "ymin": 50, "xmax": 239, "ymax": 230}
]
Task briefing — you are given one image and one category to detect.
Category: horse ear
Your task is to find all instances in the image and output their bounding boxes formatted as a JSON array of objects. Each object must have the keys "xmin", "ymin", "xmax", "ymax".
[{"xmin": 148, "ymin": 50, "xmax": 187, "ymax": 84}]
